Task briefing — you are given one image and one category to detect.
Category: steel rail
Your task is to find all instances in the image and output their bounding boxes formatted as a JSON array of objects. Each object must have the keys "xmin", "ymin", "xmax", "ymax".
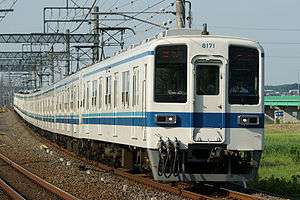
[
  {"xmin": 0, "ymin": 177, "xmax": 25, "ymax": 200},
  {"xmin": 0, "ymin": 153, "xmax": 80, "ymax": 200},
  {"xmin": 13, "ymin": 109, "xmax": 265, "ymax": 200},
  {"xmin": 19, "ymin": 121, "xmax": 217, "ymax": 200},
  {"xmin": 221, "ymin": 187, "xmax": 264, "ymax": 200}
]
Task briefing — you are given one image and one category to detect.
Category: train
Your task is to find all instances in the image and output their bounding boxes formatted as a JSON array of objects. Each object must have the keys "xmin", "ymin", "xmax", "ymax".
[{"xmin": 14, "ymin": 29, "xmax": 264, "ymax": 183}]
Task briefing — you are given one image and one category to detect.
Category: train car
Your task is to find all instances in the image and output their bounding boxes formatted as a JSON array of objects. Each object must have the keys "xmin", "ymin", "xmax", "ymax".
[{"xmin": 14, "ymin": 29, "xmax": 264, "ymax": 183}]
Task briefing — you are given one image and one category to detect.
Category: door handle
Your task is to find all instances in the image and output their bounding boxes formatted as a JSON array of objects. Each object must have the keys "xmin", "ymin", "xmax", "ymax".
[{"xmin": 218, "ymin": 105, "xmax": 222, "ymax": 109}]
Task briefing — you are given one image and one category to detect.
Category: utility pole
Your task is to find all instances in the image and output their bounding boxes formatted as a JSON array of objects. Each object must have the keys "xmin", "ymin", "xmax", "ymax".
[
  {"xmin": 65, "ymin": 29, "xmax": 70, "ymax": 76},
  {"xmin": 91, "ymin": 6, "xmax": 99, "ymax": 63},
  {"xmin": 185, "ymin": 1, "xmax": 192, "ymax": 28},
  {"xmin": 298, "ymin": 71, "xmax": 300, "ymax": 96},
  {"xmin": 0, "ymin": 73, "xmax": 3, "ymax": 106},
  {"xmin": 50, "ymin": 46, "xmax": 55, "ymax": 84},
  {"xmin": 176, "ymin": 0, "xmax": 185, "ymax": 28}
]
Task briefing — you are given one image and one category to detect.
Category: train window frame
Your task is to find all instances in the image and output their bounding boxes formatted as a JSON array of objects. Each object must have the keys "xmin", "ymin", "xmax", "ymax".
[
  {"xmin": 86, "ymin": 81, "xmax": 90, "ymax": 110},
  {"xmin": 105, "ymin": 76, "xmax": 112, "ymax": 107},
  {"xmin": 92, "ymin": 80, "xmax": 98, "ymax": 108},
  {"xmin": 114, "ymin": 73, "xmax": 119, "ymax": 108},
  {"xmin": 77, "ymin": 85, "xmax": 80, "ymax": 110},
  {"xmin": 122, "ymin": 71, "xmax": 130, "ymax": 108},
  {"xmin": 67, "ymin": 87, "xmax": 70, "ymax": 111},
  {"xmin": 82, "ymin": 83, "xmax": 86, "ymax": 108},
  {"xmin": 98, "ymin": 77, "xmax": 103, "ymax": 109},
  {"xmin": 154, "ymin": 44, "xmax": 188, "ymax": 103},
  {"xmin": 228, "ymin": 45, "xmax": 259, "ymax": 105},
  {"xmin": 196, "ymin": 65, "xmax": 220, "ymax": 96},
  {"xmin": 132, "ymin": 67, "xmax": 139, "ymax": 106}
]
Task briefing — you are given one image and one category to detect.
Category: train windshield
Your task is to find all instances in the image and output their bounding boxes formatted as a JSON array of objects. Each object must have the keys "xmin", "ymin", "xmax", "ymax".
[
  {"xmin": 154, "ymin": 45, "xmax": 187, "ymax": 103},
  {"xmin": 229, "ymin": 46, "xmax": 259, "ymax": 105}
]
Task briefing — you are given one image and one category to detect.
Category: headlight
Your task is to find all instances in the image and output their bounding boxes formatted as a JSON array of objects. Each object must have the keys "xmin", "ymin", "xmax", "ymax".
[
  {"xmin": 155, "ymin": 114, "xmax": 177, "ymax": 124},
  {"xmin": 238, "ymin": 115, "xmax": 259, "ymax": 126}
]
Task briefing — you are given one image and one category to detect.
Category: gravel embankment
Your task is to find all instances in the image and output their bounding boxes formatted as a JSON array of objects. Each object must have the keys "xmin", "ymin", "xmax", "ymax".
[
  {"xmin": 0, "ymin": 159, "xmax": 60, "ymax": 200},
  {"xmin": 0, "ymin": 110, "xmax": 187, "ymax": 200},
  {"xmin": 0, "ymin": 189, "xmax": 11, "ymax": 200}
]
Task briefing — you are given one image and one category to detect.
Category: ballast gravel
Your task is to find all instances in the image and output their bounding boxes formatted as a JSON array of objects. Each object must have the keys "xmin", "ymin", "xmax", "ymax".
[
  {"xmin": 0, "ymin": 110, "xmax": 187, "ymax": 200},
  {"xmin": 0, "ymin": 109, "xmax": 289, "ymax": 200}
]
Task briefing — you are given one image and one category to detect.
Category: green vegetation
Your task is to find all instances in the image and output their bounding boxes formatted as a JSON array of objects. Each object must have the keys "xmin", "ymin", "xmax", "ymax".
[
  {"xmin": 250, "ymin": 124, "xmax": 300, "ymax": 198},
  {"xmin": 265, "ymin": 83, "xmax": 299, "ymax": 93}
]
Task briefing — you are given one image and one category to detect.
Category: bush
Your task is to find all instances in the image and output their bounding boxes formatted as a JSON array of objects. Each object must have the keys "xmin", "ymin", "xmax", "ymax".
[
  {"xmin": 251, "ymin": 175, "xmax": 300, "ymax": 198},
  {"xmin": 290, "ymin": 146, "xmax": 300, "ymax": 162}
]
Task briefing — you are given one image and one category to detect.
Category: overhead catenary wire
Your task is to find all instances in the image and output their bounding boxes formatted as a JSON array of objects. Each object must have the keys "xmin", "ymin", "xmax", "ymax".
[
  {"xmin": 70, "ymin": 0, "xmax": 98, "ymax": 33},
  {"xmin": 193, "ymin": 24, "xmax": 300, "ymax": 32},
  {"xmin": 0, "ymin": 0, "xmax": 18, "ymax": 23},
  {"xmin": 99, "ymin": 0, "xmax": 173, "ymax": 48},
  {"xmin": 132, "ymin": 2, "xmax": 174, "ymax": 29}
]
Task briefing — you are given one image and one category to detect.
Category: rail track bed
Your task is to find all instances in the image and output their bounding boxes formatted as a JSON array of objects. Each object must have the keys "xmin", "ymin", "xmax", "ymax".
[
  {"xmin": 0, "ymin": 109, "xmax": 287, "ymax": 200},
  {"xmin": 0, "ymin": 153, "xmax": 78, "ymax": 200},
  {"xmin": 0, "ymin": 186, "xmax": 16, "ymax": 200}
]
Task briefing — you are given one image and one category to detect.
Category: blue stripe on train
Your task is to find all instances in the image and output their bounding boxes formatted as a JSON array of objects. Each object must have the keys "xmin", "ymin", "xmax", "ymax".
[
  {"xmin": 15, "ymin": 106, "xmax": 264, "ymax": 128},
  {"xmin": 82, "ymin": 112, "xmax": 264, "ymax": 128}
]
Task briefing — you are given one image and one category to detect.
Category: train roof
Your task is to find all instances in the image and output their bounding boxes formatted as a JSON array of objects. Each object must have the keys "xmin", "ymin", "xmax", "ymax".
[
  {"xmin": 15, "ymin": 29, "xmax": 260, "ymax": 97},
  {"xmin": 160, "ymin": 29, "xmax": 258, "ymax": 42}
]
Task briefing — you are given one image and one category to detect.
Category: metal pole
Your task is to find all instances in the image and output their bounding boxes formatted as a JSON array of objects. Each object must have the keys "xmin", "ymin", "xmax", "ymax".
[
  {"xmin": 50, "ymin": 46, "xmax": 55, "ymax": 84},
  {"xmin": 0, "ymin": 73, "xmax": 3, "ymax": 106},
  {"xmin": 65, "ymin": 29, "xmax": 70, "ymax": 76},
  {"xmin": 185, "ymin": 1, "xmax": 192, "ymax": 28},
  {"xmin": 298, "ymin": 71, "xmax": 300, "ymax": 96},
  {"xmin": 91, "ymin": 6, "xmax": 99, "ymax": 63},
  {"xmin": 100, "ymin": 30, "xmax": 105, "ymax": 61},
  {"xmin": 43, "ymin": 8, "xmax": 46, "ymax": 33},
  {"xmin": 76, "ymin": 47, "xmax": 80, "ymax": 71},
  {"xmin": 176, "ymin": 0, "xmax": 185, "ymax": 28}
]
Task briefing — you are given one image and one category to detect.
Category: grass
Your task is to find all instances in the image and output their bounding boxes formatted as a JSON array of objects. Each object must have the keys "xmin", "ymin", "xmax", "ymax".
[{"xmin": 249, "ymin": 123, "xmax": 300, "ymax": 198}]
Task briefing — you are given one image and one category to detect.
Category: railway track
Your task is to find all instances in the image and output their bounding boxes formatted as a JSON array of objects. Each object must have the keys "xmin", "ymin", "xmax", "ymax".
[
  {"xmin": 0, "ymin": 177, "xmax": 25, "ymax": 200},
  {"xmin": 0, "ymin": 153, "xmax": 79, "ymax": 200},
  {"xmin": 4, "ymin": 109, "xmax": 267, "ymax": 200},
  {"xmin": 26, "ymin": 127, "xmax": 264, "ymax": 200}
]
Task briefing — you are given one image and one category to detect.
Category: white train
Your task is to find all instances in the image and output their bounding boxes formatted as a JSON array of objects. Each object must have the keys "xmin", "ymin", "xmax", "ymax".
[{"xmin": 14, "ymin": 29, "xmax": 264, "ymax": 183}]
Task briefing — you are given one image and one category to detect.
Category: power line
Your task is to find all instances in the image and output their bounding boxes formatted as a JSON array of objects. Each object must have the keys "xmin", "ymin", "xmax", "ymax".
[
  {"xmin": 114, "ymin": 0, "xmax": 168, "ymax": 27},
  {"xmin": 0, "ymin": 0, "xmax": 18, "ymax": 23},
  {"xmin": 70, "ymin": 0, "xmax": 98, "ymax": 33},
  {"xmin": 262, "ymin": 42, "xmax": 300, "ymax": 45},
  {"xmin": 198, "ymin": 25, "xmax": 300, "ymax": 32},
  {"xmin": 266, "ymin": 56, "xmax": 300, "ymax": 59},
  {"xmin": 107, "ymin": 0, "xmax": 121, "ymax": 11}
]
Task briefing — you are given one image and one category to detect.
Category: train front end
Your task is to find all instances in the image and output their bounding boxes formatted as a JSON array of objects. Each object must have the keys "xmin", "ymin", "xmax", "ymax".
[{"xmin": 147, "ymin": 33, "xmax": 264, "ymax": 182}]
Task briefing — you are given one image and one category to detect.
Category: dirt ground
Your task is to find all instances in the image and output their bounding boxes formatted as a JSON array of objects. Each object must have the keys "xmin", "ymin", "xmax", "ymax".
[{"xmin": 265, "ymin": 123, "xmax": 300, "ymax": 134}]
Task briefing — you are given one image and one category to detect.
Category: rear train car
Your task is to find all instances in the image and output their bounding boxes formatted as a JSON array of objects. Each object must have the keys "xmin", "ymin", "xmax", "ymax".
[{"xmin": 14, "ymin": 29, "xmax": 264, "ymax": 183}]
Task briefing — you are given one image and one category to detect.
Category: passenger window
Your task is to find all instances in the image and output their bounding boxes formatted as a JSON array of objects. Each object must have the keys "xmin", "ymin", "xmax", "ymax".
[
  {"xmin": 229, "ymin": 46, "xmax": 259, "ymax": 105},
  {"xmin": 105, "ymin": 76, "xmax": 112, "ymax": 106},
  {"xmin": 62, "ymin": 91, "xmax": 65, "ymax": 111},
  {"xmin": 72, "ymin": 86, "xmax": 76, "ymax": 111},
  {"xmin": 56, "ymin": 95, "xmax": 59, "ymax": 112},
  {"xmin": 82, "ymin": 84, "xmax": 86, "ymax": 108},
  {"xmin": 60, "ymin": 93, "xmax": 62, "ymax": 111},
  {"xmin": 196, "ymin": 65, "xmax": 219, "ymax": 95},
  {"xmin": 133, "ymin": 68, "xmax": 139, "ymax": 106},
  {"xmin": 86, "ymin": 82, "xmax": 90, "ymax": 110},
  {"xmin": 114, "ymin": 73, "xmax": 119, "ymax": 108},
  {"xmin": 98, "ymin": 77, "xmax": 103, "ymax": 109},
  {"xmin": 67, "ymin": 89, "xmax": 70, "ymax": 110},
  {"xmin": 92, "ymin": 80, "xmax": 98, "ymax": 108},
  {"xmin": 77, "ymin": 86, "xmax": 80, "ymax": 109},
  {"xmin": 154, "ymin": 45, "xmax": 187, "ymax": 103},
  {"xmin": 122, "ymin": 71, "xmax": 130, "ymax": 107}
]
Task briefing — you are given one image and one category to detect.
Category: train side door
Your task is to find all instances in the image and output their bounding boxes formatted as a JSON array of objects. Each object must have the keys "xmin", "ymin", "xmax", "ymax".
[
  {"xmin": 132, "ymin": 66, "xmax": 141, "ymax": 139},
  {"xmin": 193, "ymin": 58, "xmax": 226, "ymax": 143},
  {"xmin": 113, "ymin": 72, "xmax": 119, "ymax": 137}
]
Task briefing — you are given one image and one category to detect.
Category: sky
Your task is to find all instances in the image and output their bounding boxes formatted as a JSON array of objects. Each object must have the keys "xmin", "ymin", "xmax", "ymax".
[{"xmin": 0, "ymin": 0, "xmax": 300, "ymax": 85}]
